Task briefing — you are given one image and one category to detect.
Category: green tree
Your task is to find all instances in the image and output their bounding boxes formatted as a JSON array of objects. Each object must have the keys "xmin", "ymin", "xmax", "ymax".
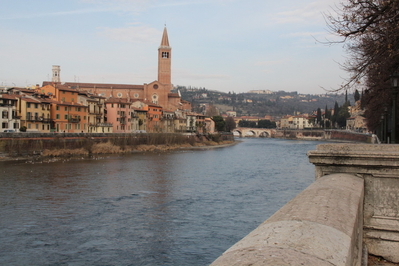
[
  {"xmin": 354, "ymin": 89, "xmax": 360, "ymax": 102},
  {"xmin": 257, "ymin": 119, "xmax": 276, "ymax": 128},
  {"xmin": 331, "ymin": 101, "xmax": 340, "ymax": 128},
  {"xmin": 316, "ymin": 108, "xmax": 322, "ymax": 126},
  {"xmin": 212, "ymin": 116, "xmax": 226, "ymax": 132},
  {"xmin": 337, "ymin": 102, "xmax": 351, "ymax": 128},
  {"xmin": 238, "ymin": 120, "xmax": 256, "ymax": 127},
  {"xmin": 325, "ymin": 105, "xmax": 331, "ymax": 120}
]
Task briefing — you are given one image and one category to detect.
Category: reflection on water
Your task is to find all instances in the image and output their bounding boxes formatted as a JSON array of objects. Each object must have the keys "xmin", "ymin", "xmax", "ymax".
[{"xmin": 0, "ymin": 138, "xmax": 323, "ymax": 265}]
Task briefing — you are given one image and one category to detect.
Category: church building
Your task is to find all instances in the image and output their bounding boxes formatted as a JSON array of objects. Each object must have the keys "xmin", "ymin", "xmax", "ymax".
[{"xmin": 42, "ymin": 27, "xmax": 191, "ymax": 112}]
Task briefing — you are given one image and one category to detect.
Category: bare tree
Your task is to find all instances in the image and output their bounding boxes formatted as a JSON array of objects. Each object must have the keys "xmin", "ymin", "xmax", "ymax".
[
  {"xmin": 325, "ymin": 0, "xmax": 399, "ymax": 131},
  {"xmin": 205, "ymin": 104, "xmax": 219, "ymax": 117}
]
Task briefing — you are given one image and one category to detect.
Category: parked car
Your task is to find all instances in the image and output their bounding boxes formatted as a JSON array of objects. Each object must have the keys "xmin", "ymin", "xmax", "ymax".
[{"xmin": 3, "ymin": 129, "xmax": 15, "ymax": 133}]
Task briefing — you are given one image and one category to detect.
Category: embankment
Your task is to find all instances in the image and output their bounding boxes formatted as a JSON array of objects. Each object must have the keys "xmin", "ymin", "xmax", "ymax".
[
  {"xmin": 275, "ymin": 129, "xmax": 373, "ymax": 143},
  {"xmin": 0, "ymin": 132, "xmax": 234, "ymax": 161}
]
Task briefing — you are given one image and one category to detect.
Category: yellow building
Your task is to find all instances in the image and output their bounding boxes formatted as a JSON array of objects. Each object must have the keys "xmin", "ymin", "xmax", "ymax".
[{"xmin": 19, "ymin": 96, "xmax": 51, "ymax": 132}]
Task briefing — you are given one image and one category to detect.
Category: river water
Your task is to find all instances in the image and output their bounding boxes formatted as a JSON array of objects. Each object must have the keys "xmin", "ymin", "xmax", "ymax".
[{"xmin": 0, "ymin": 138, "xmax": 324, "ymax": 266}]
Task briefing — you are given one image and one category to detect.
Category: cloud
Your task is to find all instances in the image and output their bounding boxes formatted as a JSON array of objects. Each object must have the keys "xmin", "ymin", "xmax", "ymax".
[
  {"xmin": 98, "ymin": 25, "xmax": 161, "ymax": 43},
  {"xmin": 273, "ymin": 1, "xmax": 338, "ymax": 25}
]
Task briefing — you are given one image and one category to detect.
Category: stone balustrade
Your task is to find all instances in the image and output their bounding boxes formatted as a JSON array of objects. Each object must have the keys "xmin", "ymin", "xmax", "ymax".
[
  {"xmin": 211, "ymin": 143, "xmax": 399, "ymax": 265},
  {"xmin": 210, "ymin": 173, "xmax": 364, "ymax": 266},
  {"xmin": 308, "ymin": 144, "xmax": 399, "ymax": 263}
]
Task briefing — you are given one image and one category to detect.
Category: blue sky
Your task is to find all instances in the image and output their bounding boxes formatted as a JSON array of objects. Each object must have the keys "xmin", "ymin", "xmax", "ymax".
[{"xmin": 0, "ymin": 0, "xmax": 346, "ymax": 94}]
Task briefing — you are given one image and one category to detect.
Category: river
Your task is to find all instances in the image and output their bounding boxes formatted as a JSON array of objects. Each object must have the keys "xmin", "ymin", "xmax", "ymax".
[{"xmin": 0, "ymin": 138, "xmax": 325, "ymax": 266}]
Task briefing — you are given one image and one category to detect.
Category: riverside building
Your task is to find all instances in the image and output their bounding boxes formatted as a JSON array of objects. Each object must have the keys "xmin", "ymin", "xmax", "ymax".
[{"xmin": 2, "ymin": 27, "xmax": 200, "ymax": 133}]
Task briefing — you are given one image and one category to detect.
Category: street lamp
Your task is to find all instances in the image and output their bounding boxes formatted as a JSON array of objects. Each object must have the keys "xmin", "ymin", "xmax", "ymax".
[{"xmin": 390, "ymin": 72, "xmax": 399, "ymax": 143}]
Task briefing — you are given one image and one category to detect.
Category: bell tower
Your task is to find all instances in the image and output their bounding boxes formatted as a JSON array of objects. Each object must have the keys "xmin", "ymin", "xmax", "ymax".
[
  {"xmin": 158, "ymin": 27, "xmax": 172, "ymax": 86},
  {"xmin": 52, "ymin": 65, "xmax": 61, "ymax": 83}
]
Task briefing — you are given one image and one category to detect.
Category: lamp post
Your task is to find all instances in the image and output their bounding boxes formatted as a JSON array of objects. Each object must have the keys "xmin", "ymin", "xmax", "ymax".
[{"xmin": 390, "ymin": 72, "xmax": 399, "ymax": 143}]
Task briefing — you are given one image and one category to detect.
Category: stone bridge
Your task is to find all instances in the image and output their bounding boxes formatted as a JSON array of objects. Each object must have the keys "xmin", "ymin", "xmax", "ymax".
[{"xmin": 233, "ymin": 127, "xmax": 276, "ymax": 138}]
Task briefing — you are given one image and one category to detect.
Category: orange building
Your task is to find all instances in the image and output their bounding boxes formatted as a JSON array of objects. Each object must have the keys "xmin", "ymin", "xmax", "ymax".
[
  {"xmin": 145, "ymin": 103, "xmax": 163, "ymax": 132},
  {"xmin": 39, "ymin": 84, "xmax": 88, "ymax": 132}
]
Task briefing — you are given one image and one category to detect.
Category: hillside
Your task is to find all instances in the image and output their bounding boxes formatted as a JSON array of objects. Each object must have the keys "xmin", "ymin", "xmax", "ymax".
[{"xmin": 174, "ymin": 86, "xmax": 349, "ymax": 118}]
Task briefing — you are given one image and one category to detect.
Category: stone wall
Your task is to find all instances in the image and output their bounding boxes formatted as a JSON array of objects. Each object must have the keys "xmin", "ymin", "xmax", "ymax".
[
  {"xmin": 326, "ymin": 130, "xmax": 372, "ymax": 143},
  {"xmin": 210, "ymin": 173, "xmax": 365, "ymax": 266},
  {"xmin": 274, "ymin": 129, "xmax": 373, "ymax": 143},
  {"xmin": 0, "ymin": 132, "xmax": 234, "ymax": 157}
]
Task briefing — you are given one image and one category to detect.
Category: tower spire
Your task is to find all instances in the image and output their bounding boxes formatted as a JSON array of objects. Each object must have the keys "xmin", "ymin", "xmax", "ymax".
[{"xmin": 160, "ymin": 26, "xmax": 170, "ymax": 48}]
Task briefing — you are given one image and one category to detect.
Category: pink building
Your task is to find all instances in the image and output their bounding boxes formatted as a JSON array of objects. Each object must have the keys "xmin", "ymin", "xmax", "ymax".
[{"xmin": 105, "ymin": 98, "xmax": 133, "ymax": 133}]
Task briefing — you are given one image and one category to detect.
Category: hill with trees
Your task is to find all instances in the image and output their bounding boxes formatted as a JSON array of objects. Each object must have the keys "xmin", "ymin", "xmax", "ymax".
[{"xmin": 174, "ymin": 86, "xmax": 349, "ymax": 118}]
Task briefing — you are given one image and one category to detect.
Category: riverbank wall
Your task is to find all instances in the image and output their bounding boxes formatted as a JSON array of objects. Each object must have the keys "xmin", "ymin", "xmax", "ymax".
[
  {"xmin": 0, "ymin": 132, "xmax": 234, "ymax": 159},
  {"xmin": 275, "ymin": 129, "xmax": 373, "ymax": 143},
  {"xmin": 211, "ymin": 144, "xmax": 399, "ymax": 265}
]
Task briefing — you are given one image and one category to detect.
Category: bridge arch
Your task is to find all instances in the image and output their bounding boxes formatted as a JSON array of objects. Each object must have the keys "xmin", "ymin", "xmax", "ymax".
[
  {"xmin": 233, "ymin": 130, "xmax": 242, "ymax": 137},
  {"xmin": 259, "ymin": 131, "xmax": 270, "ymax": 138}
]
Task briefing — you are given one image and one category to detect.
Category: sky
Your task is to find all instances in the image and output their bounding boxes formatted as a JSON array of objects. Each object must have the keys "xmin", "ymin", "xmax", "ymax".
[{"xmin": 0, "ymin": 0, "xmax": 347, "ymax": 94}]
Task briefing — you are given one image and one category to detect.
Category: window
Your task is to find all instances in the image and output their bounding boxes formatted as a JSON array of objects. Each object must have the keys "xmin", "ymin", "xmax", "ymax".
[
  {"xmin": 2, "ymin": 111, "xmax": 8, "ymax": 119},
  {"xmin": 34, "ymin": 103, "xmax": 38, "ymax": 109},
  {"xmin": 56, "ymin": 114, "xmax": 60, "ymax": 119},
  {"xmin": 65, "ymin": 107, "xmax": 68, "ymax": 111},
  {"xmin": 61, "ymin": 97, "xmax": 65, "ymax": 102},
  {"xmin": 64, "ymin": 114, "xmax": 68, "ymax": 120},
  {"xmin": 2, "ymin": 122, "xmax": 7, "ymax": 128},
  {"xmin": 27, "ymin": 103, "xmax": 31, "ymax": 108},
  {"xmin": 162, "ymin": 52, "xmax": 169, "ymax": 58},
  {"xmin": 56, "ymin": 106, "xmax": 59, "ymax": 111}
]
